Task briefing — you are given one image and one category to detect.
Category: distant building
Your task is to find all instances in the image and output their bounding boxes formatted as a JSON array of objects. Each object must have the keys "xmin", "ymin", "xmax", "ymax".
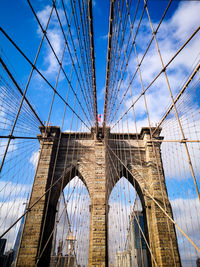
[
  {"xmin": 128, "ymin": 211, "xmax": 148, "ymax": 267},
  {"xmin": 115, "ymin": 251, "xmax": 131, "ymax": 267},
  {"xmin": 0, "ymin": 238, "xmax": 14, "ymax": 267},
  {"xmin": 50, "ymin": 232, "xmax": 76, "ymax": 267},
  {"xmin": 197, "ymin": 258, "xmax": 200, "ymax": 267}
]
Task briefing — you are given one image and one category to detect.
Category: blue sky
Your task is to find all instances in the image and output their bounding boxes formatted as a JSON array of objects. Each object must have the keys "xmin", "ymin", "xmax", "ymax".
[
  {"xmin": 0, "ymin": 0, "xmax": 200, "ymax": 264},
  {"xmin": 0, "ymin": 0, "xmax": 184, "ymax": 126},
  {"xmin": 0, "ymin": 0, "xmax": 111, "ymax": 125}
]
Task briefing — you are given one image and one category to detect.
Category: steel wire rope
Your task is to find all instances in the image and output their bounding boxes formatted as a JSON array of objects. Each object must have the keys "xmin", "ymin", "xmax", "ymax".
[
  {"xmin": 143, "ymin": 0, "xmax": 200, "ymax": 202},
  {"xmin": 27, "ymin": 0, "xmax": 93, "ymax": 128},
  {"xmin": 105, "ymin": 0, "xmax": 147, "ymax": 125},
  {"xmin": 106, "ymin": 0, "xmax": 139, "ymax": 122},
  {"xmin": 68, "ymin": 0, "xmax": 96, "ymax": 121},
  {"xmin": 117, "ymin": 70, "xmax": 149, "ymax": 267},
  {"xmin": 0, "ymin": 3, "xmax": 56, "ymax": 172},
  {"xmin": 0, "ymin": 28, "xmax": 90, "ymax": 131},
  {"xmin": 110, "ymin": 25, "xmax": 200, "ymax": 129},
  {"xmin": 106, "ymin": 141, "xmax": 159, "ymax": 266},
  {"xmin": 0, "ymin": 73, "xmax": 42, "ymax": 130},
  {"xmin": 54, "ymin": 0, "xmax": 95, "ymax": 123},
  {"xmin": 126, "ymin": 5, "xmax": 178, "ymax": 261},
  {"xmin": 106, "ymin": 141, "xmax": 200, "ymax": 253},
  {"xmin": 107, "ymin": 0, "xmax": 172, "ymax": 126},
  {"xmin": 36, "ymin": 65, "xmax": 92, "ymax": 264}
]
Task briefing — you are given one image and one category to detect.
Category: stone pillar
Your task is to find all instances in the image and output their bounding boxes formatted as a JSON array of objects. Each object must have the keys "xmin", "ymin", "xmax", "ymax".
[
  {"xmin": 143, "ymin": 128, "xmax": 181, "ymax": 267},
  {"xmin": 16, "ymin": 126, "xmax": 60, "ymax": 267},
  {"xmin": 89, "ymin": 139, "xmax": 108, "ymax": 267}
]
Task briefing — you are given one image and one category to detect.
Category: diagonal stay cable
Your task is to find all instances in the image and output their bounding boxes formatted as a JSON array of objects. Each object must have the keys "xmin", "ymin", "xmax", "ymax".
[
  {"xmin": 54, "ymin": 0, "xmax": 95, "ymax": 123},
  {"xmin": 0, "ymin": 165, "xmax": 76, "ymax": 240},
  {"xmin": 0, "ymin": 27, "xmax": 90, "ymax": 131},
  {"xmin": 106, "ymin": 141, "xmax": 200, "ymax": 253},
  {"xmin": 105, "ymin": 0, "xmax": 147, "ymax": 124},
  {"xmin": 69, "ymin": 0, "xmax": 95, "ymax": 121},
  {"xmin": 27, "ymin": 0, "xmax": 93, "ymax": 127},
  {"xmin": 152, "ymin": 62, "xmax": 200, "ymax": 136},
  {"xmin": 111, "ymin": 25, "xmax": 200, "ymax": 129},
  {"xmin": 0, "ymin": 3, "xmax": 55, "ymax": 172},
  {"xmin": 107, "ymin": 0, "xmax": 172, "ymax": 126},
  {"xmin": 53, "ymin": 0, "xmax": 95, "ymax": 123},
  {"xmin": 0, "ymin": 56, "xmax": 44, "ymax": 127}
]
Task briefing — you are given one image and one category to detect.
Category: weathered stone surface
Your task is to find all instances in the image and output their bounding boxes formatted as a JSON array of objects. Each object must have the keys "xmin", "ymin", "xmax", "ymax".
[{"xmin": 17, "ymin": 126, "xmax": 180, "ymax": 267}]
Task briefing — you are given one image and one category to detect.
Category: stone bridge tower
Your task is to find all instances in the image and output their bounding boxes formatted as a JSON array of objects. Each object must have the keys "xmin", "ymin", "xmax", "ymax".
[{"xmin": 16, "ymin": 126, "xmax": 181, "ymax": 267}]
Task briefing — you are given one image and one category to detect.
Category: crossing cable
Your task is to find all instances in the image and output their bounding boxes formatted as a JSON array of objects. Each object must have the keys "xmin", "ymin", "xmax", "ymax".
[
  {"xmin": 143, "ymin": 0, "xmax": 200, "ymax": 202},
  {"xmin": 107, "ymin": 0, "xmax": 173, "ymax": 125},
  {"xmin": 0, "ymin": 0, "xmax": 93, "ymax": 258},
  {"xmin": 106, "ymin": 141, "xmax": 200, "ymax": 253},
  {"xmin": 36, "ymin": 52, "xmax": 92, "ymax": 262},
  {"xmin": 69, "ymin": 0, "xmax": 96, "ymax": 121},
  {"xmin": 54, "ymin": 0, "xmax": 95, "ymax": 123},
  {"xmin": 104, "ymin": 0, "xmax": 147, "ymax": 125},
  {"xmin": 111, "ymin": 25, "xmax": 200, "ymax": 129},
  {"xmin": 0, "ymin": 4, "xmax": 56, "ymax": 172},
  {"xmin": 129, "ymin": 13, "xmax": 178, "ymax": 262},
  {"xmin": 0, "ymin": 28, "xmax": 90, "ymax": 131},
  {"xmin": 106, "ymin": 0, "xmax": 140, "ymax": 122},
  {"xmin": 0, "ymin": 57, "xmax": 44, "ymax": 127},
  {"xmin": 105, "ymin": 139, "xmax": 159, "ymax": 266},
  {"xmin": 0, "ymin": 0, "xmax": 93, "ymax": 253},
  {"xmin": 0, "ymin": 2, "xmax": 84, "ymax": 239},
  {"xmin": 0, "ymin": 78, "xmax": 40, "ymax": 133},
  {"xmin": 104, "ymin": 0, "xmax": 199, "ymax": 128},
  {"xmin": 152, "ymin": 61, "xmax": 200, "ymax": 136},
  {"xmin": 27, "ymin": 0, "xmax": 93, "ymax": 127}
]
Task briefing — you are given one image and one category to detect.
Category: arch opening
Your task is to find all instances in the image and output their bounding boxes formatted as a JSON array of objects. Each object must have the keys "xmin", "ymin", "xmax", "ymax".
[
  {"xmin": 50, "ymin": 176, "xmax": 91, "ymax": 267},
  {"xmin": 108, "ymin": 176, "xmax": 149, "ymax": 267}
]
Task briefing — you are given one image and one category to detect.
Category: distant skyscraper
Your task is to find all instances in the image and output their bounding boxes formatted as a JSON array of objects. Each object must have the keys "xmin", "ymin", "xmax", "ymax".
[
  {"xmin": 128, "ymin": 211, "xmax": 148, "ymax": 267},
  {"xmin": 12, "ymin": 201, "xmax": 28, "ymax": 265}
]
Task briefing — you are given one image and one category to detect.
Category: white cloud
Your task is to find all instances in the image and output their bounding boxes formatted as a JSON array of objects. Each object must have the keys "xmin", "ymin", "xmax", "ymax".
[
  {"xmin": 29, "ymin": 150, "xmax": 39, "ymax": 169},
  {"xmin": 171, "ymin": 197, "xmax": 200, "ymax": 266},
  {"xmin": 0, "ymin": 197, "xmax": 28, "ymax": 250},
  {"xmin": 169, "ymin": 1, "xmax": 200, "ymax": 42},
  {"xmin": 100, "ymin": 34, "xmax": 108, "ymax": 40},
  {"xmin": 0, "ymin": 139, "xmax": 18, "ymax": 161},
  {"xmin": 36, "ymin": 6, "xmax": 66, "ymax": 76},
  {"xmin": 37, "ymin": 5, "xmax": 52, "ymax": 29},
  {"xmin": 116, "ymin": 1, "xmax": 200, "ymax": 133}
]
